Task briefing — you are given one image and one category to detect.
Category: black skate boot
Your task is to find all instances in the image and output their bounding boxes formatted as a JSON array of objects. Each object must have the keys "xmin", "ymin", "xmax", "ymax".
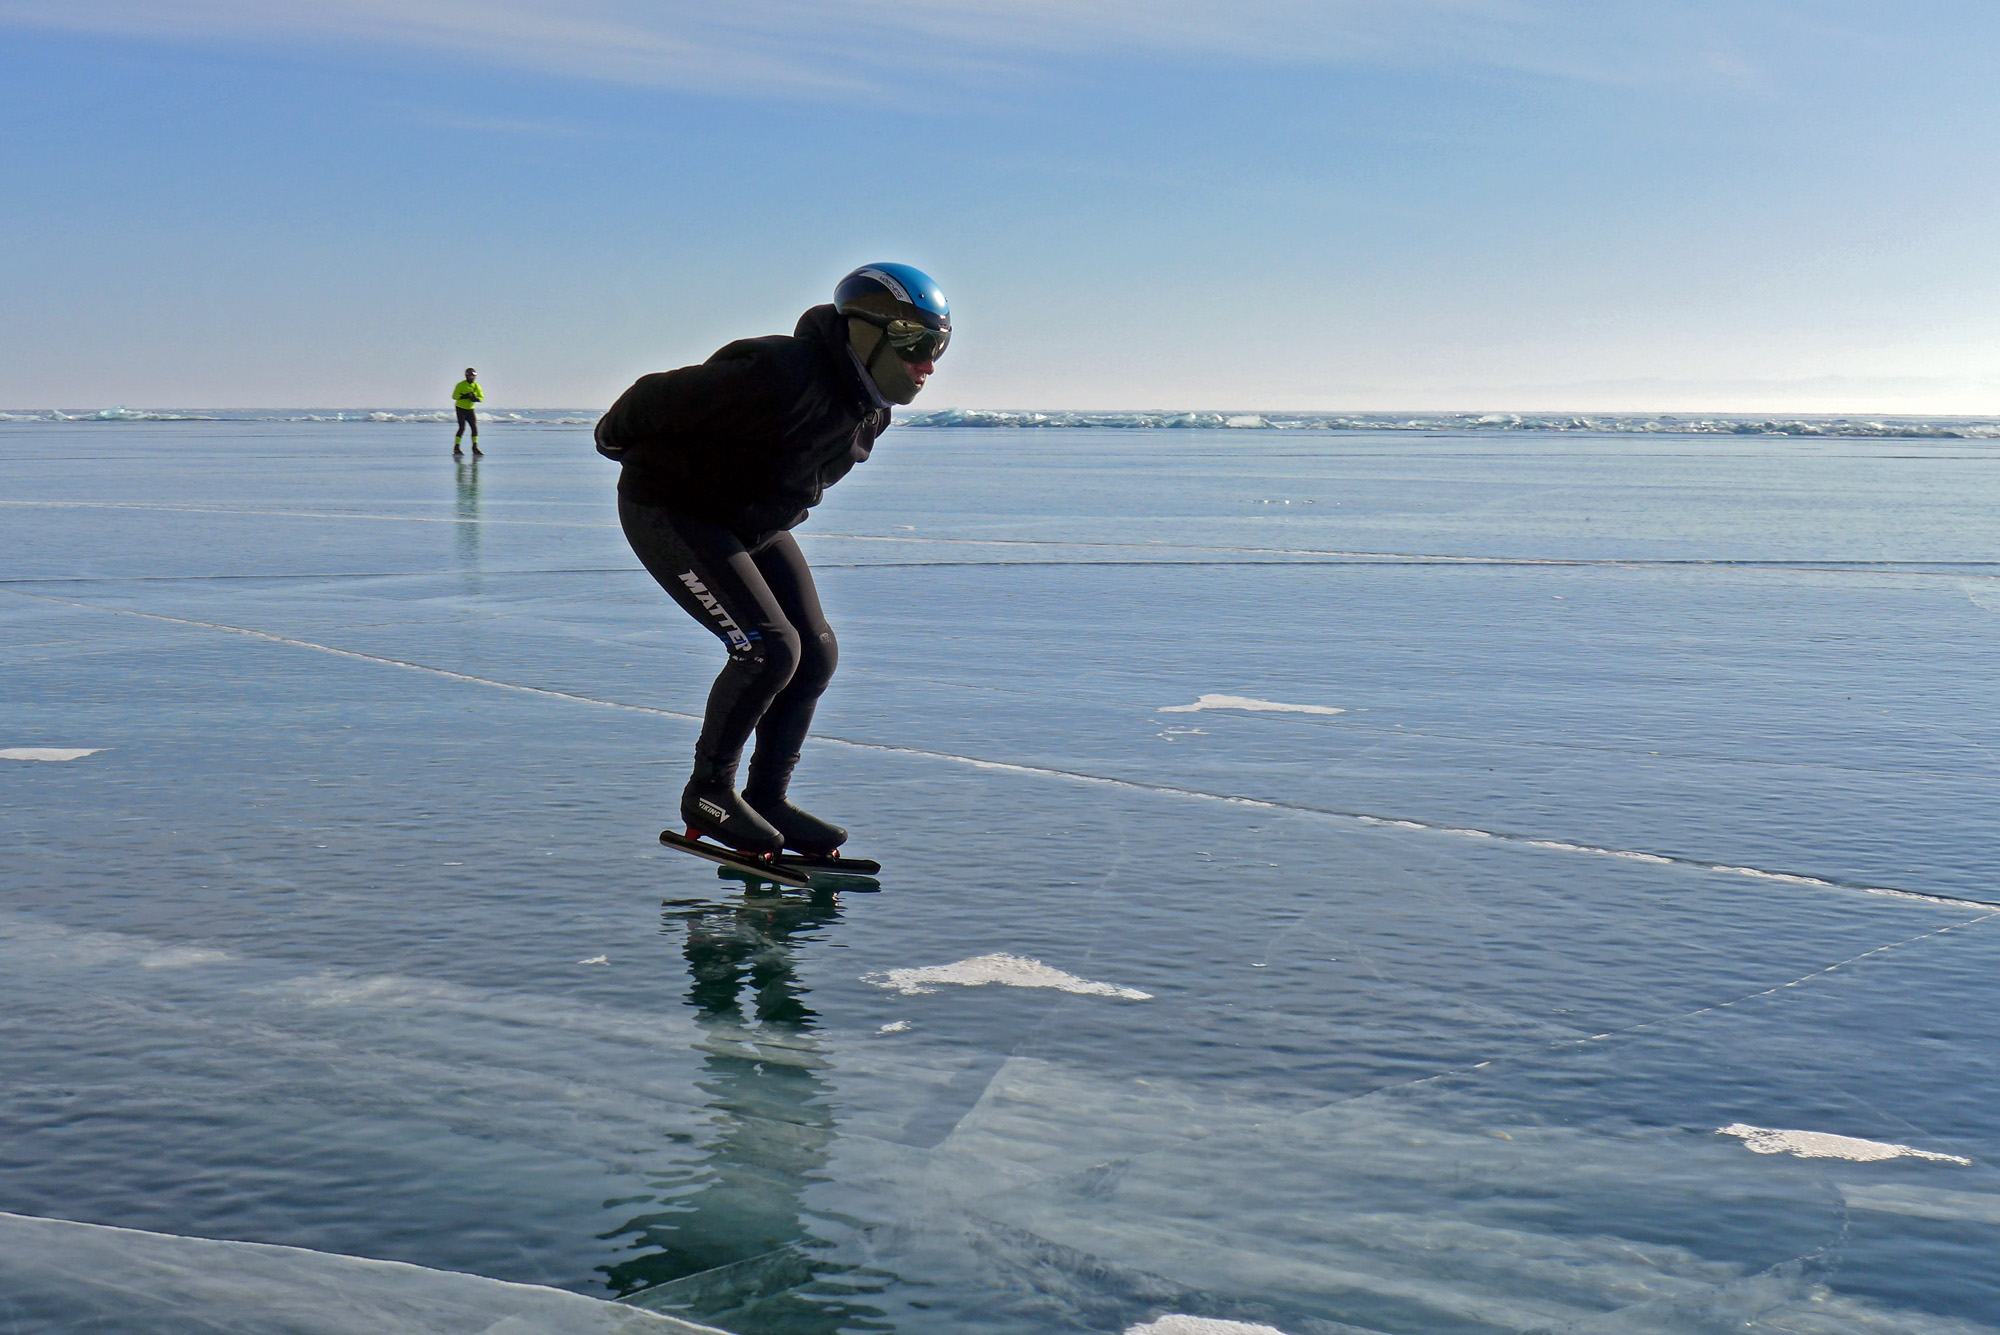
[
  {"xmin": 750, "ymin": 798, "xmax": 847, "ymax": 855},
  {"xmin": 745, "ymin": 751, "xmax": 846, "ymax": 855},
  {"xmin": 680, "ymin": 756, "xmax": 783, "ymax": 854}
]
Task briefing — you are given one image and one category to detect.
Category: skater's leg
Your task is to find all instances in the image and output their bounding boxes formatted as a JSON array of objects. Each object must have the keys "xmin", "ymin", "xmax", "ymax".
[
  {"xmin": 742, "ymin": 532, "xmax": 846, "ymax": 852},
  {"xmin": 619, "ymin": 496, "xmax": 804, "ymax": 851},
  {"xmin": 746, "ymin": 532, "xmax": 836, "ymax": 782}
]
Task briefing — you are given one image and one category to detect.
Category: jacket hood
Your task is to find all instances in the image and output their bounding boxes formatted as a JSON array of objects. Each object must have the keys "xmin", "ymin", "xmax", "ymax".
[
  {"xmin": 796, "ymin": 302, "xmax": 887, "ymax": 411},
  {"xmin": 794, "ymin": 302, "xmax": 849, "ymax": 349}
]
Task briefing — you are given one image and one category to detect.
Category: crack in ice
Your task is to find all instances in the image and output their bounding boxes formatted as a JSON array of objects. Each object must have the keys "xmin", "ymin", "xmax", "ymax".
[{"xmin": 15, "ymin": 588, "xmax": 1995, "ymax": 912}]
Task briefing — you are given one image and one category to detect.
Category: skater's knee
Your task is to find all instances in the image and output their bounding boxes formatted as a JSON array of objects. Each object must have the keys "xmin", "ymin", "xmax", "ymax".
[
  {"xmin": 793, "ymin": 627, "xmax": 837, "ymax": 696},
  {"xmin": 744, "ymin": 622, "xmax": 803, "ymax": 691}
]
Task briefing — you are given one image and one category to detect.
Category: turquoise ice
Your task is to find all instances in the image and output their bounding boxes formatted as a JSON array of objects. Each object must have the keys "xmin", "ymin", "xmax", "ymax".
[{"xmin": 3, "ymin": 416, "xmax": 1998, "ymax": 1332}]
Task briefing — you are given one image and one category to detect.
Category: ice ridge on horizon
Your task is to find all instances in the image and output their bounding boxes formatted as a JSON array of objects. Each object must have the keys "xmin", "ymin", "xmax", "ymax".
[
  {"xmin": 6, "ymin": 406, "xmax": 2000, "ymax": 437},
  {"xmin": 899, "ymin": 408, "xmax": 2000, "ymax": 438}
]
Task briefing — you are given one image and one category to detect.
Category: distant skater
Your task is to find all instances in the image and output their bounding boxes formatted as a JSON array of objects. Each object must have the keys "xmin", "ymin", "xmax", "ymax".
[
  {"xmin": 452, "ymin": 368, "xmax": 483, "ymax": 456},
  {"xmin": 595, "ymin": 264, "xmax": 950, "ymax": 856}
]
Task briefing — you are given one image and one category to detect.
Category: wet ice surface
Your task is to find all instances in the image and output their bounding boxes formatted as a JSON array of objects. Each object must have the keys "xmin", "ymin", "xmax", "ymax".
[
  {"xmin": 4, "ymin": 419, "xmax": 2000, "ymax": 1334},
  {"xmin": 0, "ymin": 1212, "xmax": 722, "ymax": 1334}
]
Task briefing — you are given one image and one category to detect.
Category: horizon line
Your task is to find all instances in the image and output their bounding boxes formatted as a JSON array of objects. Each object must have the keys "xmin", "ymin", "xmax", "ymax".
[{"xmin": 8, "ymin": 406, "xmax": 2000, "ymax": 420}]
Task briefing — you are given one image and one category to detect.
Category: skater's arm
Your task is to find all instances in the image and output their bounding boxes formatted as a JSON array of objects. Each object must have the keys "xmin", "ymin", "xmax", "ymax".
[{"xmin": 595, "ymin": 350, "xmax": 779, "ymax": 466}]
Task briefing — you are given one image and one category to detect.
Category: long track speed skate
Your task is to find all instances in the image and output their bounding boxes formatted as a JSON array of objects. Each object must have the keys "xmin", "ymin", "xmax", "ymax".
[{"xmin": 660, "ymin": 829, "xmax": 814, "ymax": 889}]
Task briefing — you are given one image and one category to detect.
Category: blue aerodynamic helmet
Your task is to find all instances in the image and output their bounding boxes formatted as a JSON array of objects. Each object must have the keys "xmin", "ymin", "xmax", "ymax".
[{"xmin": 834, "ymin": 263, "xmax": 950, "ymax": 362}]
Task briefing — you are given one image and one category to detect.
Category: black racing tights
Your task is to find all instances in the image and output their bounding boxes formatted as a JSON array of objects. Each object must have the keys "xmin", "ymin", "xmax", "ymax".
[
  {"xmin": 618, "ymin": 494, "xmax": 837, "ymax": 798},
  {"xmin": 455, "ymin": 407, "xmax": 478, "ymax": 438}
]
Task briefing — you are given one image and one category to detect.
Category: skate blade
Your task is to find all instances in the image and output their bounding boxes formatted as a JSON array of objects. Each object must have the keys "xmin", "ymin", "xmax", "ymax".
[
  {"xmin": 659, "ymin": 830, "xmax": 813, "ymax": 888},
  {"xmin": 715, "ymin": 866, "xmax": 881, "ymax": 894},
  {"xmin": 774, "ymin": 852, "xmax": 882, "ymax": 876}
]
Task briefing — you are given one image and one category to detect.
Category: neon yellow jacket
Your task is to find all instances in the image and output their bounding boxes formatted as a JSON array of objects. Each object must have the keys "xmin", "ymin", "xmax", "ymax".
[{"xmin": 453, "ymin": 380, "xmax": 483, "ymax": 409}]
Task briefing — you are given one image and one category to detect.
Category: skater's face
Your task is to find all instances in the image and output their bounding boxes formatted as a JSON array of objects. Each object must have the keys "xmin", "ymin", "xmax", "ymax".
[{"xmin": 901, "ymin": 354, "xmax": 935, "ymax": 393}]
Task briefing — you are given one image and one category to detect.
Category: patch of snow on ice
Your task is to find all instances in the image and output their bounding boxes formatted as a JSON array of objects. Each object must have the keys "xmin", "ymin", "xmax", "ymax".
[
  {"xmin": 1, "ymin": 747, "xmax": 103, "ymax": 761},
  {"xmin": 864, "ymin": 953, "xmax": 1151, "ymax": 1000},
  {"xmin": 1158, "ymin": 695, "xmax": 1342, "ymax": 716},
  {"xmin": 1719, "ymin": 1123, "xmax": 1970, "ymax": 1165},
  {"xmin": 577, "ymin": 956, "xmax": 609, "ymax": 966},
  {"xmin": 878, "ymin": 1020, "xmax": 911, "ymax": 1033},
  {"xmin": 142, "ymin": 947, "xmax": 231, "ymax": 969},
  {"xmin": 1126, "ymin": 1318, "xmax": 1293, "ymax": 1335}
]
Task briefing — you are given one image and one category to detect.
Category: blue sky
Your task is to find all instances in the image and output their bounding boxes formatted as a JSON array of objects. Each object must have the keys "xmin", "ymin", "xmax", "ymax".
[{"xmin": 3, "ymin": 1, "xmax": 1996, "ymax": 412}]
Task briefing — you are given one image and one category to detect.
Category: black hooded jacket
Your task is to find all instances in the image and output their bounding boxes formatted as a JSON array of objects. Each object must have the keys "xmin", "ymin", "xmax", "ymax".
[{"xmin": 596, "ymin": 304, "xmax": 892, "ymax": 536}]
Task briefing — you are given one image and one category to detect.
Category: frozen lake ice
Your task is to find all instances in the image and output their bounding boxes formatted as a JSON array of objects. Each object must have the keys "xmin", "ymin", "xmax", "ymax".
[{"xmin": 3, "ymin": 417, "xmax": 1999, "ymax": 1333}]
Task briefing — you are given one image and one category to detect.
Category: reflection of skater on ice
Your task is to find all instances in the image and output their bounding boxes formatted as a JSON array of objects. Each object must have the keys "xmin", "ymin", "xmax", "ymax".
[
  {"xmin": 597, "ymin": 263, "xmax": 952, "ymax": 863},
  {"xmin": 452, "ymin": 447, "xmax": 480, "ymax": 571},
  {"xmin": 452, "ymin": 367, "xmax": 483, "ymax": 456},
  {"xmin": 597, "ymin": 897, "xmax": 883, "ymax": 1330}
]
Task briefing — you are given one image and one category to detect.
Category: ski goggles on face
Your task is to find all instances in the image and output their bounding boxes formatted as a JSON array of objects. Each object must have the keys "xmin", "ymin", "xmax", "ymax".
[{"xmin": 881, "ymin": 318, "xmax": 949, "ymax": 363}]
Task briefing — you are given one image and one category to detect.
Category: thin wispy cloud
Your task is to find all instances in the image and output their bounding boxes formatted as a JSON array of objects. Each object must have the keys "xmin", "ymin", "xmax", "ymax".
[
  {"xmin": 0, "ymin": 0, "xmax": 861, "ymax": 94},
  {"xmin": 9, "ymin": 0, "xmax": 1978, "ymax": 410},
  {"xmin": 0, "ymin": 0, "xmax": 1797, "ymax": 97}
]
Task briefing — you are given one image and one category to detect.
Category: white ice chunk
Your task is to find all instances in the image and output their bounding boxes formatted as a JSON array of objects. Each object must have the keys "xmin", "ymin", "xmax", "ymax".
[
  {"xmin": 878, "ymin": 1020, "xmax": 912, "ymax": 1033},
  {"xmin": 0, "ymin": 747, "xmax": 103, "ymax": 761},
  {"xmin": 1127, "ymin": 1319, "xmax": 1292, "ymax": 1335},
  {"xmin": 1157, "ymin": 695, "xmax": 1342, "ymax": 716},
  {"xmin": 578, "ymin": 955, "xmax": 610, "ymax": 965},
  {"xmin": 864, "ymin": 953, "xmax": 1152, "ymax": 1000},
  {"xmin": 1718, "ymin": 1123, "xmax": 1970, "ymax": 1165}
]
